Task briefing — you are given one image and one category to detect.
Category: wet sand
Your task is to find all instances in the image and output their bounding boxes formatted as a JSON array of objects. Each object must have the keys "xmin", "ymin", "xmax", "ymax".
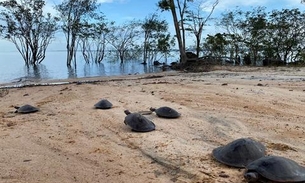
[{"xmin": 0, "ymin": 66, "xmax": 305, "ymax": 183}]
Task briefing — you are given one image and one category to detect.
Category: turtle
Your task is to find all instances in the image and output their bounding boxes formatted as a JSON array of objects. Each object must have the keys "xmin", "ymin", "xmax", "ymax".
[
  {"xmin": 14, "ymin": 104, "xmax": 39, "ymax": 114},
  {"xmin": 150, "ymin": 106, "xmax": 181, "ymax": 118},
  {"xmin": 124, "ymin": 110, "xmax": 155, "ymax": 132},
  {"xmin": 212, "ymin": 138, "xmax": 266, "ymax": 168},
  {"xmin": 94, "ymin": 99, "xmax": 113, "ymax": 109},
  {"xmin": 244, "ymin": 155, "xmax": 305, "ymax": 183}
]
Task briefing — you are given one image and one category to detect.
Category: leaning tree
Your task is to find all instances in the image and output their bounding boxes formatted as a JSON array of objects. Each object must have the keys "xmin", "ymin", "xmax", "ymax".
[
  {"xmin": 0, "ymin": 0, "xmax": 58, "ymax": 65},
  {"xmin": 158, "ymin": 0, "xmax": 189, "ymax": 64}
]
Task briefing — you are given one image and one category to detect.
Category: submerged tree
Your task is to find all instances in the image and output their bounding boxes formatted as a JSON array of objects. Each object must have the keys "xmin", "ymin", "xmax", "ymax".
[
  {"xmin": 78, "ymin": 18, "xmax": 112, "ymax": 63},
  {"xmin": 107, "ymin": 21, "xmax": 141, "ymax": 63},
  {"xmin": 0, "ymin": 0, "xmax": 58, "ymax": 65},
  {"xmin": 56, "ymin": 0, "xmax": 99, "ymax": 66}
]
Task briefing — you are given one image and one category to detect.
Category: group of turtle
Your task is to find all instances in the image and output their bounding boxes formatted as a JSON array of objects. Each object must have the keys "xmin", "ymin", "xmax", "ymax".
[
  {"xmin": 93, "ymin": 98, "xmax": 181, "ymax": 132},
  {"xmin": 123, "ymin": 106, "xmax": 180, "ymax": 132},
  {"xmin": 212, "ymin": 138, "xmax": 305, "ymax": 182},
  {"xmin": 14, "ymin": 99, "xmax": 181, "ymax": 133},
  {"xmin": 14, "ymin": 102, "xmax": 305, "ymax": 182}
]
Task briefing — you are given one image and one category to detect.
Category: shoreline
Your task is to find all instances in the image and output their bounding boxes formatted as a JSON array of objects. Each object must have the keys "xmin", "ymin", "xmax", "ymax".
[
  {"xmin": 1, "ymin": 66, "xmax": 305, "ymax": 182},
  {"xmin": 0, "ymin": 71, "xmax": 179, "ymax": 89},
  {"xmin": 1, "ymin": 66, "xmax": 305, "ymax": 89}
]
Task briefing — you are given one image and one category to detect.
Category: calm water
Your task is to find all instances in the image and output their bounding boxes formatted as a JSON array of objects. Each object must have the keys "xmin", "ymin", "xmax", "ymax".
[{"xmin": 0, "ymin": 51, "xmax": 177, "ymax": 84}]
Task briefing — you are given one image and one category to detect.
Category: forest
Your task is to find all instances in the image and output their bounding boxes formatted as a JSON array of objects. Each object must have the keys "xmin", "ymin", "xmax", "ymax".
[{"xmin": 0, "ymin": 0, "xmax": 305, "ymax": 69}]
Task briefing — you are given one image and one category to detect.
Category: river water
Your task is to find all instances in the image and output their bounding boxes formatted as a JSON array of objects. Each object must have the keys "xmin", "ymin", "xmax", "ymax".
[{"xmin": 0, "ymin": 51, "xmax": 177, "ymax": 84}]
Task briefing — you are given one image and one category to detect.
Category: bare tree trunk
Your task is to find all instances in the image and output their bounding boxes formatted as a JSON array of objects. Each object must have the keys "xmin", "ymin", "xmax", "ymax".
[{"xmin": 169, "ymin": 0, "xmax": 186, "ymax": 64}]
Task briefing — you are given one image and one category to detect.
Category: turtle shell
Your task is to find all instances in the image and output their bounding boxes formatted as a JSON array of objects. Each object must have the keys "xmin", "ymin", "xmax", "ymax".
[
  {"xmin": 244, "ymin": 156, "xmax": 305, "ymax": 182},
  {"xmin": 212, "ymin": 138, "xmax": 266, "ymax": 168},
  {"xmin": 124, "ymin": 110, "xmax": 155, "ymax": 132},
  {"xmin": 150, "ymin": 106, "xmax": 180, "ymax": 118},
  {"xmin": 94, "ymin": 99, "xmax": 113, "ymax": 109},
  {"xmin": 15, "ymin": 104, "xmax": 39, "ymax": 114}
]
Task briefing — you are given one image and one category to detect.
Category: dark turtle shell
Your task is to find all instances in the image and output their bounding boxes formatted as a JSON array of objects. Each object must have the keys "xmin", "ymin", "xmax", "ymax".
[
  {"xmin": 124, "ymin": 110, "xmax": 155, "ymax": 132},
  {"xmin": 244, "ymin": 156, "xmax": 305, "ymax": 182},
  {"xmin": 94, "ymin": 99, "xmax": 113, "ymax": 109},
  {"xmin": 14, "ymin": 104, "xmax": 39, "ymax": 114},
  {"xmin": 150, "ymin": 106, "xmax": 180, "ymax": 118},
  {"xmin": 212, "ymin": 138, "xmax": 266, "ymax": 168}
]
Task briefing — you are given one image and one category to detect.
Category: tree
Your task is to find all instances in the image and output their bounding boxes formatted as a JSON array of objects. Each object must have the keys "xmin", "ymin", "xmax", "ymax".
[
  {"xmin": 56, "ymin": 0, "xmax": 99, "ymax": 66},
  {"xmin": 158, "ymin": 0, "xmax": 192, "ymax": 64},
  {"xmin": 185, "ymin": 0, "xmax": 218, "ymax": 57},
  {"xmin": 267, "ymin": 8, "xmax": 305, "ymax": 63},
  {"xmin": 237, "ymin": 7, "xmax": 267, "ymax": 65},
  {"xmin": 217, "ymin": 7, "xmax": 305, "ymax": 65},
  {"xmin": 78, "ymin": 19, "xmax": 112, "ymax": 63},
  {"xmin": 0, "ymin": 0, "xmax": 58, "ymax": 65},
  {"xmin": 142, "ymin": 13, "xmax": 172, "ymax": 64},
  {"xmin": 204, "ymin": 33, "xmax": 228, "ymax": 58},
  {"xmin": 106, "ymin": 21, "xmax": 141, "ymax": 63},
  {"xmin": 156, "ymin": 33, "xmax": 176, "ymax": 63},
  {"xmin": 217, "ymin": 9, "xmax": 245, "ymax": 64}
]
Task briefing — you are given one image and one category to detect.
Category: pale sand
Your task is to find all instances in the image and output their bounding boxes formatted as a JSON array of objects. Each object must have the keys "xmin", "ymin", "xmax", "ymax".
[{"xmin": 0, "ymin": 66, "xmax": 305, "ymax": 183}]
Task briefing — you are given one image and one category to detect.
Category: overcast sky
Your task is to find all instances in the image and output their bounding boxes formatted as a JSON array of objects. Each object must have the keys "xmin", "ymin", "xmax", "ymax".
[{"xmin": 0, "ymin": 0, "xmax": 304, "ymax": 51}]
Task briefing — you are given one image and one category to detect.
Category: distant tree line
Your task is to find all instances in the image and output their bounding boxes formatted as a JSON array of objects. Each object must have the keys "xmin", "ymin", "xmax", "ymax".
[
  {"xmin": 1, "ymin": 0, "xmax": 305, "ymax": 68},
  {"xmin": 203, "ymin": 7, "xmax": 305, "ymax": 66}
]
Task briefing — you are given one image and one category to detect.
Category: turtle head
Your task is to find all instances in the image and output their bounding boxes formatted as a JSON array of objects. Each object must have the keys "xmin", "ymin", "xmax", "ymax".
[
  {"xmin": 244, "ymin": 172, "xmax": 259, "ymax": 182},
  {"xmin": 124, "ymin": 110, "xmax": 131, "ymax": 115},
  {"xmin": 149, "ymin": 107, "xmax": 156, "ymax": 112},
  {"xmin": 14, "ymin": 106, "xmax": 20, "ymax": 113}
]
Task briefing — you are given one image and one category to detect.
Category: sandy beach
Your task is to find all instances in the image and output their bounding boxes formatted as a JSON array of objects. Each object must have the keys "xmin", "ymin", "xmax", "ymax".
[{"xmin": 0, "ymin": 66, "xmax": 305, "ymax": 183}]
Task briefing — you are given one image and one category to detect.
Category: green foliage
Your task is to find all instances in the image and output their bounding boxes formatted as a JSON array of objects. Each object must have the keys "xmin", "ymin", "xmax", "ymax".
[
  {"xmin": 141, "ymin": 13, "xmax": 173, "ymax": 63},
  {"xmin": 214, "ymin": 7, "xmax": 305, "ymax": 65},
  {"xmin": 204, "ymin": 33, "xmax": 228, "ymax": 57},
  {"xmin": 0, "ymin": 0, "xmax": 58, "ymax": 65},
  {"xmin": 157, "ymin": 0, "xmax": 171, "ymax": 11}
]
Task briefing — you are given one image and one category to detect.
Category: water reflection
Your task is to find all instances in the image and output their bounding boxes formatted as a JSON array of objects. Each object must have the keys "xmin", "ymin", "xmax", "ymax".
[
  {"xmin": 83, "ymin": 62, "xmax": 106, "ymax": 77},
  {"xmin": 0, "ymin": 50, "xmax": 177, "ymax": 84},
  {"xmin": 12, "ymin": 61, "xmax": 164, "ymax": 83},
  {"xmin": 96, "ymin": 62, "xmax": 106, "ymax": 76},
  {"xmin": 23, "ymin": 64, "xmax": 49, "ymax": 80},
  {"xmin": 67, "ymin": 65, "xmax": 77, "ymax": 79}
]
